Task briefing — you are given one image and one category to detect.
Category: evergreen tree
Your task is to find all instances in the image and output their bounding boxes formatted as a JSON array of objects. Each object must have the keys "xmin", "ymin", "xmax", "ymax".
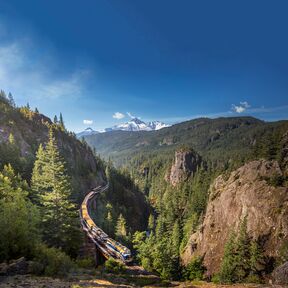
[
  {"xmin": 31, "ymin": 144, "xmax": 49, "ymax": 203},
  {"xmin": 0, "ymin": 90, "xmax": 7, "ymax": 102},
  {"xmin": 0, "ymin": 165, "xmax": 39, "ymax": 261},
  {"xmin": 234, "ymin": 216, "xmax": 250, "ymax": 281},
  {"xmin": 31, "ymin": 129, "xmax": 80, "ymax": 256},
  {"xmin": 219, "ymin": 217, "xmax": 264, "ymax": 283},
  {"xmin": 148, "ymin": 214, "xmax": 155, "ymax": 231},
  {"xmin": 8, "ymin": 92, "xmax": 15, "ymax": 107},
  {"xmin": 105, "ymin": 203, "xmax": 114, "ymax": 235},
  {"xmin": 59, "ymin": 112, "xmax": 65, "ymax": 130},
  {"xmin": 53, "ymin": 115, "xmax": 58, "ymax": 124},
  {"xmin": 8, "ymin": 133, "xmax": 15, "ymax": 145},
  {"xmin": 115, "ymin": 213, "xmax": 127, "ymax": 239},
  {"xmin": 249, "ymin": 240, "xmax": 264, "ymax": 275},
  {"xmin": 219, "ymin": 231, "xmax": 237, "ymax": 283},
  {"xmin": 171, "ymin": 220, "xmax": 181, "ymax": 255}
]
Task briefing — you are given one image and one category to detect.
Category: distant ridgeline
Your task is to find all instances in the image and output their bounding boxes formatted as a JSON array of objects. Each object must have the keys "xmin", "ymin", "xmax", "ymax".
[{"xmin": 83, "ymin": 114, "xmax": 288, "ymax": 282}]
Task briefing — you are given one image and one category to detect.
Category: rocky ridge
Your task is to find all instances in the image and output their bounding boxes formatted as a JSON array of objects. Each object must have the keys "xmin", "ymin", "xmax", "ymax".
[{"xmin": 182, "ymin": 159, "xmax": 288, "ymax": 276}]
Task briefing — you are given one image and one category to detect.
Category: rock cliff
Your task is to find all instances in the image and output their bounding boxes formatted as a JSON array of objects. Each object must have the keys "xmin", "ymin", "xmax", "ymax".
[
  {"xmin": 182, "ymin": 160, "xmax": 288, "ymax": 276},
  {"xmin": 167, "ymin": 148, "xmax": 202, "ymax": 186}
]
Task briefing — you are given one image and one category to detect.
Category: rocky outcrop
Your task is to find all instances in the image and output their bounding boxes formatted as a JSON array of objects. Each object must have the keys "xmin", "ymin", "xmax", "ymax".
[
  {"xmin": 272, "ymin": 261, "xmax": 288, "ymax": 284},
  {"xmin": 0, "ymin": 257, "xmax": 31, "ymax": 276},
  {"xmin": 182, "ymin": 160, "xmax": 288, "ymax": 276},
  {"xmin": 167, "ymin": 148, "xmax": 202, "ymax": 186}
]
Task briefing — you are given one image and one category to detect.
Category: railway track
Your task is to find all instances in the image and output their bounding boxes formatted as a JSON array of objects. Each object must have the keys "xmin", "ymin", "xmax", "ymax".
[{"xmin": 79, "ymin": 183, "xmax": 133, "ymax": 264}]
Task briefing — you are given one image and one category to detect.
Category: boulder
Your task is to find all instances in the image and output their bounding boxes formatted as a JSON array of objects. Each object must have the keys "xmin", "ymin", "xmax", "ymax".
[
  {"xmin": 2, "ymin": 257, "xmax": 30, "ymax": 275},
  {"xmin": 272, "ymin": 261, "xmax": 288, "ymax": 284}
]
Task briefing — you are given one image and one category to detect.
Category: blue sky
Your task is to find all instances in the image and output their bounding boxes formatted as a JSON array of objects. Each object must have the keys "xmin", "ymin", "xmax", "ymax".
[{"xmin": 0, "ymin": 0, "xmax": 287, "ymax": 132}]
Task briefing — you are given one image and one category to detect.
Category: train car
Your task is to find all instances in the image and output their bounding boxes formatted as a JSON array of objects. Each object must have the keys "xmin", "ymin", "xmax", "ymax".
[
  {"xmin": 105, "ymin": 238, "xmax": 133, "ymax": 263},
  {"xmin": 80, "ymin": 183, "xmax": 133, "ymax": 264}
]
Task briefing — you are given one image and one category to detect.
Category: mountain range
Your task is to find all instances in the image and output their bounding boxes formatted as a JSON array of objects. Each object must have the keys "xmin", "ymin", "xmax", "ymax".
[{"xmin": 77, "ymin": 118, "xmax": 169, "ymax": 138}]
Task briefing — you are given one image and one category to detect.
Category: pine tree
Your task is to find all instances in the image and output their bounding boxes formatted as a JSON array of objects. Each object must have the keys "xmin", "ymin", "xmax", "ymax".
[
  {"xmin": 31, "ymin": 144, "xmax": 49, "ymax": 203},
  {"xmin": 171, "ymin": 220, "xmax": 181, "ymax": 255},
  {"xmin": 234, "ymin": 216, "xmax": 250, "ymax": 281},
  {"xmin": 249, "ymin": 240, "xmax": 264, "ymax": 275},
  {"xmin": 8, "ymin": 133, "xmax": 15, "ymax": 145},
  {"xmin": 53, "ymin": 115, "xmax": 58, "ymax": 124},
  {"xmin": 106, "ymin": 203, "xmax": 114, "ymax": 235},
  {"xmin": 8, "ymin": 92, "xmax": 15, "ymax": 107},
  {"xmin": 219, "ymin": 231, "xmax": 237, "ymax": 283},
  {"xmin": 0, "ymin": 165, "xmax": 39, "ymax": 261},
  {"xmin": 148, "ymin": 214, "xmax": 155, "ymax": 231},
  {"xmin": 0, "ymin": 90, "xmax": 7, "ymax": 102},
  {"xmin": 59, "ymin": 113, "xmax": 65, "ymax": 130},
  {"xmin": 31, "ymin": 129, "xmax": 80, "ymax": 255},
  {"xmin": 115, "ymin": 213, "xmax": 127, "ymax": 239}
]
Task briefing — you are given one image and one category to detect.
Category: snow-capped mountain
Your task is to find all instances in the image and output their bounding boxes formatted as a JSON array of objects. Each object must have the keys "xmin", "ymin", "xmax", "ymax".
[
  {"xmin": 147, "ymin": 121, "xmax": 169, "ymax": 131},
  {"xmin": 77, "ymin": 127, "xmax": 99, "ymax": 138},
  {"xmin": 104, "ymin": 118, "xmax": 170, "ymax": 132},
  {"xmin": 77, "ymin": 118, "xmax": 170, "ymax": 138}
]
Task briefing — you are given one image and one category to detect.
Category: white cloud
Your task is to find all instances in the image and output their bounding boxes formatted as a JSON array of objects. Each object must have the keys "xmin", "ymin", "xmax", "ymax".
[
  {"xmin": 112, "ymin": 112, "xmax": 125, "ymax": 119},
  {"xmin": 83, "ymin": 119, "xmax": 93, "ymax": 125},
  {"xmin": 231, "ymin": 101, "xmax": 251, "ymax": 113},
  {"xmin": 0, "ymin": 38, "xmax": 90, "ymax": 103},
  {"xmin": 240, "ymin": 101, "xmax": 250, "ymax": 108}
]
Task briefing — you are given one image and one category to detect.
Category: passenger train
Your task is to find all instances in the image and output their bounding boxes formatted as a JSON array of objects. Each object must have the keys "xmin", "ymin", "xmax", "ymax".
[{"xmin": 80, "ymin": 184, "xmax": 133, "ymax": 264}]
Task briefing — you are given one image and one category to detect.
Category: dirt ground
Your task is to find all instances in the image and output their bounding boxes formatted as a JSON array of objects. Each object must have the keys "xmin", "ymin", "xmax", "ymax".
[{"xmin": 0, "ymin": 275, "xmax": 286, "ymax": 288}]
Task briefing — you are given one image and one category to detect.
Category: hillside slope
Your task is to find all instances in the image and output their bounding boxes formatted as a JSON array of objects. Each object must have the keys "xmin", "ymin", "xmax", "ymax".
[
  {"xmin": 182, "ymin": 159, "xmax": 288, "ymax": 276},
  {"xmin": 84, "ymin": 116, "xmax": 287, "ymax": 169},
  {"xmin": 0, "ymin": 95, "xmax": 150, "ymax": 238},
  {"xmin": 0, "ymin": 99, "xmax": 105, "ymax": 203}
]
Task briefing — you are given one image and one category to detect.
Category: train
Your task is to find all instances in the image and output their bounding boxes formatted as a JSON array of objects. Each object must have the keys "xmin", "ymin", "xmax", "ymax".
[{"xmin": 80, "ymin": 185, "xmax": 133, "ymax": 264}]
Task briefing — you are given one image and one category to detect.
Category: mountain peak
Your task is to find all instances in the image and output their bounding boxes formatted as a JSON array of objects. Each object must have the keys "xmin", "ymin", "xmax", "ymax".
[
  {"xmin": 77, "ymin": 127, "xmax": 99, "ymax": 138},
  {"xmin": 76, "ymin": 118, "xmax": 170, "ymax": 137},
  {"xmin": 104, "ymin": 118, "xmax": 169, "ymax": 132},
  {"xmin": 129, "ymin": 117, "xmax": 145, "ymax": 125}
]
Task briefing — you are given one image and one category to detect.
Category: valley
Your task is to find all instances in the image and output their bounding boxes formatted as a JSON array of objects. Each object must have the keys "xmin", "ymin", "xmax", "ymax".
[
  {"xmin": 1, "ymin": 1, "xmax": 287, "ymax": 286},
  {"xmin": 0, "ymin": 93, "xmax": 287, "ymax": 286}
]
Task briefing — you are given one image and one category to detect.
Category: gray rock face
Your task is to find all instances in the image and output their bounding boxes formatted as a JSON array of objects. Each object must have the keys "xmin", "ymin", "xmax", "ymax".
[
  {"xmin": 168, "ymin": 149, "xmax": 202, "ymax": 186},
  {"xmin": 182, "ymin": 160, "xmax": 288, "ymax": 276},
  {"xmin": 272, "ymin": 261, "xmax": 288, "ymax": 284}
]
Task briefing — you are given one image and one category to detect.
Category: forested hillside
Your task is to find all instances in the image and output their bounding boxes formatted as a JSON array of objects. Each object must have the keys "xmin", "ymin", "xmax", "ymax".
[
  {"xmin": 0, "ymin": 91, "xmax": 150, "ymax": 277},
  {"xmin": 84, "ymin": 117, "xmax": 287, "ymax": 169},
  {"xmin": 83, "ymin": 116, "xmax": 288, "ymax": 282}
]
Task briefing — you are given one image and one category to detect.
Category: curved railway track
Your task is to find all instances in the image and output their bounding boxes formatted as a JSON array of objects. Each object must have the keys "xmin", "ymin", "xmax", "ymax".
[{"xmin": 79, "ymin": 183, "xmax": 133, "ymax": 264}]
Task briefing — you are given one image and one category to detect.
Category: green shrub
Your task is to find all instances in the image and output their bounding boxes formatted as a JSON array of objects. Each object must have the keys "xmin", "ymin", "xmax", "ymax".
[
  {"xmin": 32, "ymin": 244, "xmax": 73, "ymax": 277},
  {"xmin": 262, "ymin": 174, "xmax": 285, "ymax": 187},
  {"xmin": 104, "ymin": 257, "xmax": 126, "ymax": 274},
  {"xmin": 211, "ymin": 274, "xmax": 220, "ymax": 284},
  {"xmin": 75, "ymin": 257, "xmax": 94, "ymax": 269},
  {"xmin": 183, "ymin": 257, "xmax": 206, "ymax": 281},
  {"xmin": 245, "ymin": 274, "xmax": 262, "ymax": 284}
]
